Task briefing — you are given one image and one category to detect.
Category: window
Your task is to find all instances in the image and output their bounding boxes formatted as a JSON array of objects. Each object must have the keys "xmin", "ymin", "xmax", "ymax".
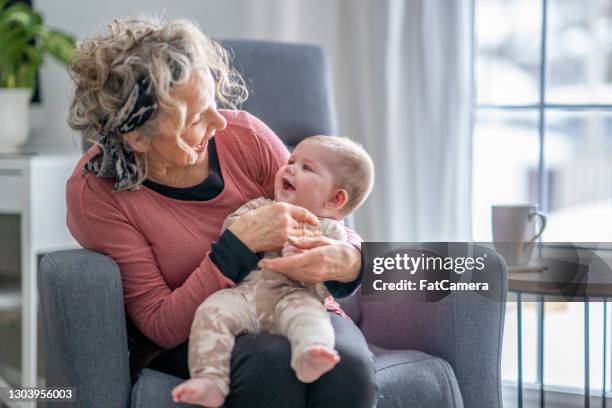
[
  {"xmin": 472, "ymin": 0, "xmax": 612, "ymax": 243},
  {"xmin": 471, "ymin": 0, "xmax": 612, "ymax": 399}
]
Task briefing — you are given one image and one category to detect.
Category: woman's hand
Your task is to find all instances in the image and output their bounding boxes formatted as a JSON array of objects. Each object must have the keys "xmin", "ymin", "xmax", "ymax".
[
  {"xmin": 228, "ymin": 202, "xmax": 321, "ymax": 253},
  {"xmin": 281, "ymin": 242, "xmax": 305, "ymax": 257},
  {"xmin": 258, "ymin": 235, "xmax": 362, "ymax": 284}
]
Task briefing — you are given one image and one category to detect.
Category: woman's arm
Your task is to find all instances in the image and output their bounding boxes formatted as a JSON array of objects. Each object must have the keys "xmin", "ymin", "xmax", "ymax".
[
  {"xmin": 209, "ymin": 197, "xmax": 276, "ymax": 284},
  {"xmin": 228, "ymin": 201, "xmax": 320, "ymax": 253},
  {"xmin": 258, "ymin": 224, "xmax": 364, "ymax": 298},
  {"xmin": 274, "ymin": 220, "xmax": 363, "ymax": 298},
  {"xmin": 258, "ymin": 223, "xmax": 363, "ymax": 300},
  {"xmin": 66, "ymin": 176, "xmax": 234, "ymax": 350},
  {"xmin": 259, "ymin": 235, "xmax": 361, "ymax": 284}
]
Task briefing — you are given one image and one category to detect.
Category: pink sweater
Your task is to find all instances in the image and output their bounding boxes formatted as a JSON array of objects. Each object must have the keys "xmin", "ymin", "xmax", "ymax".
[{"xmin": 66, "ymin": 110, "xmax": 359, "ymax": 353}]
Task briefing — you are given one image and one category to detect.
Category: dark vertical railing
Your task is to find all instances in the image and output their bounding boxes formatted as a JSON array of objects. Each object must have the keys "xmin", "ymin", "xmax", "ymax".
[
  {"xmin": 518, "ymin": 293, "xmax": 523, "ymax": 408},
  {"xmin": 585, "ymin": 299, "xmax": 590, "ymax": 408},
  {"xmin": 538, "ymin": 298, "xmax": 545, "ymax": 407},
  {"xmin": 604, "ymin": 301, "xmax": 607, "ymax": 408}
]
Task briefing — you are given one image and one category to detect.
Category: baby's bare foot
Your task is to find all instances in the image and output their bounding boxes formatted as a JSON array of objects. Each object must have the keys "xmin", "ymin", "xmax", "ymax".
[
  {"xmin": 171, "ymin": 377, "xmax": 225, "ymax": 407},
  {"xmin": 295, "ymin": 345, "xmax": 340, "ymax": 383}
]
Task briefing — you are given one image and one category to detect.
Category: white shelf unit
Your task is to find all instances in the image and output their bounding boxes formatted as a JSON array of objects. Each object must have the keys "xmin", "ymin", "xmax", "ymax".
[{"xmin": 0, "ymin": 151, "xmax": 80, "ymax": 408}]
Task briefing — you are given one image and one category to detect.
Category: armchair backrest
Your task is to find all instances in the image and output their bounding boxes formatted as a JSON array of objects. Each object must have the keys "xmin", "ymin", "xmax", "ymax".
[{"xmin": 219, "ymin": 39, "xmax": 337, "ymax": 148}]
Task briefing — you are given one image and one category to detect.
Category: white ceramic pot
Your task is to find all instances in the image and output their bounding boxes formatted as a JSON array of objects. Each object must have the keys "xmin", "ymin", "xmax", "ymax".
[{"xmin": 0, "ymin": 88, "xmax": 32, "ymax": 152}]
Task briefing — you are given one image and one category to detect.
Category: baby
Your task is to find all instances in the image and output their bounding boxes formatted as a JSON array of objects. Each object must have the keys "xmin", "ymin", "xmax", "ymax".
[{"xmin": 172, "ymin": 135, "xmax": 375, "ymax": 407}]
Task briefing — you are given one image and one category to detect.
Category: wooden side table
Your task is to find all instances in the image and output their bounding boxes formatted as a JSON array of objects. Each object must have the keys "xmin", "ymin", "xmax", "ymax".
[{"xmin": 0, "ymin": 151, "xmax": 80, "ymax": 402}]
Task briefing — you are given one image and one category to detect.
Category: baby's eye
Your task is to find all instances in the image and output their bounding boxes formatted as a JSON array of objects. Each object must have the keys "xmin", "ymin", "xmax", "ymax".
[{"xmin": 303, "ymin": 164, "xmax": 313, "ymax": 172}]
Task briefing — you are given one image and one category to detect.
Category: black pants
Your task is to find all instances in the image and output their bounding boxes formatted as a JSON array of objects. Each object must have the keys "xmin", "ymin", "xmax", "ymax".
[{"xmin": 147, "ymin": 313, "xmax": 378, "ymax": 407}]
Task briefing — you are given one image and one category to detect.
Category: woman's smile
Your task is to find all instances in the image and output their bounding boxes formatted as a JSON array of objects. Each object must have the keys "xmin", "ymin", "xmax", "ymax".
[{"xmin": 193, "ymin": 139, "xmax": 208, "ymax": 153}]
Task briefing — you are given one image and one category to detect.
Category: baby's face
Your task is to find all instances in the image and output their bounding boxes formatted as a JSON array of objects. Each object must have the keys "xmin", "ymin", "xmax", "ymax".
[{"xmin": 274, "ymin": 141, "xmax": 338, "ymax": 217}]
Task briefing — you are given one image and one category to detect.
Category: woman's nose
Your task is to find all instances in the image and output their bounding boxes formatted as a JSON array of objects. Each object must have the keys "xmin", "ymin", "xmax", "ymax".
[{"xmin": 209, "ymin": 108, "xmax": 227, "ymax": 131}]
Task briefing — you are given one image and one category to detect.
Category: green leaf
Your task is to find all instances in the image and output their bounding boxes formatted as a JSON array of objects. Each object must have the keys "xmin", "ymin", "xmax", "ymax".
[
  {"xmin": 0, "ymin": 4, "xmax": 36, "ymax": 30},
  {"xmin": 0, "ymin": 11, "xmax": 31, "ymax": 31},
  {"xmin": 42, "ymin": 29, "xmax": 75, "ymax": 64},
  {"xmin": 23, "ymin": 46, "xmax": 43, "ymax": 66},
  {"xmin": 5, "ymin": 73, "xmax": 16, "ymax": 88},
  {"xmin": 15, "ymin": 62, "xmax": 37, "ymax": 88},
  {"xmin": 0, "ymin": 2, "xmax": 76, "ymax": 89}
]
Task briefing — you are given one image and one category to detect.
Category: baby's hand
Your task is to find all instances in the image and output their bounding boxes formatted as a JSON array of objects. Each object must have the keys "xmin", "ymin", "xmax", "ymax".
[{"xmin": 282, "ymin": 242, "xmax": 305, "ymax": 257}]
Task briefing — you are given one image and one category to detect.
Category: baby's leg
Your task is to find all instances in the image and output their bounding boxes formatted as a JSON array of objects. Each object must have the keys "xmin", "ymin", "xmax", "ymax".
[
  {"xmin": 275, "ymin": 290, "xmax": 339, "ymax": 383},
  {"xmin": 172, "ymin": 288, "xmax": 256, "ymax": 407}
]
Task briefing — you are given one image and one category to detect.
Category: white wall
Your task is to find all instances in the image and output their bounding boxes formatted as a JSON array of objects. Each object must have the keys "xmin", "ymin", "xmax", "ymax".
[{"xmin": 30, "ymin": 0, "xmax": 250, "ymax": 152}]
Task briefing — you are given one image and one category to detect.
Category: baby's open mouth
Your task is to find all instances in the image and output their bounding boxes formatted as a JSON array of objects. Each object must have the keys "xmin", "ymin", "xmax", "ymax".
[{"xmin": 282, "ymin": 178, "xmax": 295, "ymax": 191}]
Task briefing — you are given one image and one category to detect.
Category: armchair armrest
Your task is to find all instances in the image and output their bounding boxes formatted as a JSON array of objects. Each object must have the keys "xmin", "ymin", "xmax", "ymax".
[
  {"xmin": 39, "ymin": 249, "xmax": 132, "ymax": 408},
  {"xmin": 358, "ymin": 243, "xmax": 507, "ymax": 408}
]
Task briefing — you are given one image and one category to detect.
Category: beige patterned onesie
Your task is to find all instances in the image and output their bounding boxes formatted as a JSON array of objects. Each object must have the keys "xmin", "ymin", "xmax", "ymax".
[{"xmin": 188, "ymin": 198, "xmax": 347, "ymax": 396}]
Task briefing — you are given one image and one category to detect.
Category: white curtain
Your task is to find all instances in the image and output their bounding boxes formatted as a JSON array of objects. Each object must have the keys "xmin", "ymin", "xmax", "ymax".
[{"xmin": 243, "ymin": 0, "xmax": 473, "ymax": 241}]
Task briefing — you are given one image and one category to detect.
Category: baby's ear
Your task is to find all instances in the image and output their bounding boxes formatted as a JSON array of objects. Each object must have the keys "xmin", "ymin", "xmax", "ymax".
[
  {"xmin": 328, "ymin": 188, "xmax": 349, "ymax": 211},
  {"xmin": 123, "ymin": 130, "xmax": 150, "ymax": 153}
]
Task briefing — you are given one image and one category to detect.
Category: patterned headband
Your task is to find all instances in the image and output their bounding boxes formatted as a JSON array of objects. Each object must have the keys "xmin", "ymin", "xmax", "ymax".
[{"xmin": 84, "ymin": 76, "xmax": 158, "ymax": 192}]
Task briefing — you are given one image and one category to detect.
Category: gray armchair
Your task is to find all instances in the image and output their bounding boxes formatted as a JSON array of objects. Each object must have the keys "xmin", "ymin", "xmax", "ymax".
[{"xmin": 39, "ymin": 40, "xmax": 507, "ymax": 408}]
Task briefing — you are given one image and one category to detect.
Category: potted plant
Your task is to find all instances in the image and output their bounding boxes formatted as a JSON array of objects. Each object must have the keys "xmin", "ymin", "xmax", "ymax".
[{"xmin": 0, "ymin": 0, "xmax": 76, "ymax": 151}]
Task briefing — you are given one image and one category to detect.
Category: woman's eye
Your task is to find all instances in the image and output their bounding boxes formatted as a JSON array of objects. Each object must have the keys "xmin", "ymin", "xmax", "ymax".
[{"xmin": 190, "ymin": 113, "xmax": 204, "ymax": 127}]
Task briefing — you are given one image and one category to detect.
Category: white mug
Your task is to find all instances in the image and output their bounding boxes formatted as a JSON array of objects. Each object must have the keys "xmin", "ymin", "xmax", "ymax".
[{"xmin": 492, "ymin": 204, "xmax": 547, "ymax": 266}]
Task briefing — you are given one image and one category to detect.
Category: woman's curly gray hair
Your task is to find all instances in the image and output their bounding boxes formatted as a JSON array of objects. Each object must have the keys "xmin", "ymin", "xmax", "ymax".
[{"xmin": 67, "ymin": 15, "xmax": 247, "ymax": 188}]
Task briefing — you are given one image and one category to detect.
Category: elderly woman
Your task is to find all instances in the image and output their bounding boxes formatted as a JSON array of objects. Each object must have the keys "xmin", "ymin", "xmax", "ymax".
[{"xmin": 65, "ymin": 16, "xmax": 376, "ymax": 407}]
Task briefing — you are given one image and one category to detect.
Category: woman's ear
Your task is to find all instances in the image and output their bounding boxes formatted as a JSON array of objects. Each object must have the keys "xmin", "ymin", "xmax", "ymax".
[
  {"xmin": 327, "ymin": 188, "xmax": 349, "ymax": 211},
  {"xmin": 123, "ymin": 131, "xmax": 150, "ymax": 153}
]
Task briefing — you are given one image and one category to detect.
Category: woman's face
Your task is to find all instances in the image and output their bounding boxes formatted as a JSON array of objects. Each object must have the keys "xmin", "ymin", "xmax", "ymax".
[{"xmin": 146, "ymin": 69, "xmax": 227, "ymax": 169}]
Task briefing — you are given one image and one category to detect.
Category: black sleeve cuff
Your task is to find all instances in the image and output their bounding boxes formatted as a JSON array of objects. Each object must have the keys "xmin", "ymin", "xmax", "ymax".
[
  {"xmin": 324, "ymin": 264, "xmax": 364, "ymax": 298},
  {"xmin": 210, "ymin": 229, "xmax": 260, "ymax": 283}
]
